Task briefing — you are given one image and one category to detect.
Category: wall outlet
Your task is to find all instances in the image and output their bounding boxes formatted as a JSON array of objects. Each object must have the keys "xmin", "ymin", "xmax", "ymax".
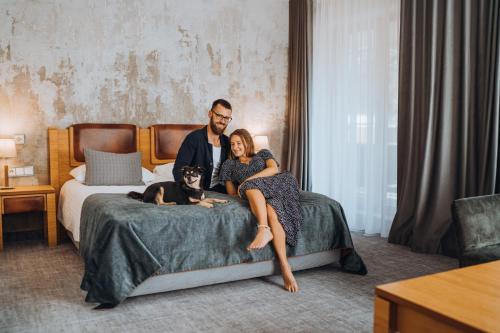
[
  {"xmin": 13, "ymin": 134, "xmax": 25, "ymax": 144},
  {"xmin": 8, "ymin": 166, "xmax": 34, "ymax": 177},
  {"xmin": 24, "ymin": 166, "xmax": 34, "ymax": 176}
]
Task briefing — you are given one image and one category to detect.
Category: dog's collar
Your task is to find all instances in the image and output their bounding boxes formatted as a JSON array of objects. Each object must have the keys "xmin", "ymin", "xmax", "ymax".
[{"xmin": 181, "ymin": 183, "xmax": 204, "ymax": 199}]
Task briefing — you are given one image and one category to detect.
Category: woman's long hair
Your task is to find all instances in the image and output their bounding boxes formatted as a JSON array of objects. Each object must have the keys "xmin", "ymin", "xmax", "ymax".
[{"xmin": 228, "ymin": 129, "xmax": 256, "ymax": 160}]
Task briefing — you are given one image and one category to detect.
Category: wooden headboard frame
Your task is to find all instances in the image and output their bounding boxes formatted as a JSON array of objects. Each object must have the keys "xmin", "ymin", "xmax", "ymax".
[{"xmin": 48, "ymin": 123, "xmax": 203, "ymax": 197}]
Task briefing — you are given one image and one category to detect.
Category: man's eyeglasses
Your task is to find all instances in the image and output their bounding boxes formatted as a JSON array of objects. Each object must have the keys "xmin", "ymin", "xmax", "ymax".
[{"xmin": 211, "ymin": 110, "xmax": 232, "ymax": 122}]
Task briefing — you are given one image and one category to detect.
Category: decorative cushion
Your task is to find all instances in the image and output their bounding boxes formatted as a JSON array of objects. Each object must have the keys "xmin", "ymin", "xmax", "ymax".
[
  {"xmin": 70, "ymin": 164, "xmax": 155, "ymax": 183},
  {"xmin": 84, "ymin": 149, "xmax": 144, "ymax": 186}
]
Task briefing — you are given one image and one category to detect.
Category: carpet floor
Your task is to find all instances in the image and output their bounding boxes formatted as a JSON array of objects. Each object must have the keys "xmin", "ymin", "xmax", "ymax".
[{"xmin": 0, "ymin": 233, "xmax": 457, "ymax": 333}]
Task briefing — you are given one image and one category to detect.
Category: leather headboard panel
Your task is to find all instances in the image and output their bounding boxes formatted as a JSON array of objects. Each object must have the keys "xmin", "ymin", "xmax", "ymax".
[
  {"xmin": 152, "ymin": 124, "xmax": 204, "ymax": 160},
  {"xmin": 71, "ymin": 123, "xmax": 138, "ymax": 162}
]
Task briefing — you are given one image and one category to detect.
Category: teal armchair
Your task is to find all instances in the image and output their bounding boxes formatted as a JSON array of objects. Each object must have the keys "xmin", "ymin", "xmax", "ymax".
[{"xmin": 452, "ymin": 194, "xmax": 500, "ymax": 267}]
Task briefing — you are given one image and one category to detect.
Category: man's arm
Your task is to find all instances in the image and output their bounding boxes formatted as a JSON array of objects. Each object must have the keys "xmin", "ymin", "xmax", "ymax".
[{"xmin": 173, "ymin": 135, "xmax": 196, "ymax": 182}]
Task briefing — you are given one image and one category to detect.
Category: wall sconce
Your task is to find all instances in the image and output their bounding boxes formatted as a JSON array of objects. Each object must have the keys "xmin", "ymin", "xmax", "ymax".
[
  {"xmin": 253, "ymin": 135, "xmax": 270, "ymax": 152},
  {"xmin": 0, "ymin": 138, "xmax": 17, "ymax": 189}
]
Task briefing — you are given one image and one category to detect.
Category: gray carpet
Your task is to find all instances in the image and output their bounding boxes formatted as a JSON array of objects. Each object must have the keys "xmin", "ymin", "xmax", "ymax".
[{"xmin": 0, "ymin": 233, "xmax": 457, "ymax": 333}]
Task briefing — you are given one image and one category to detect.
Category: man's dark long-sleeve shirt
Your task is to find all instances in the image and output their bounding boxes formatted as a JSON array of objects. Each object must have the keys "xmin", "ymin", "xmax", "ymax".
[{"xmin": 173, "ymin": 126, "xmax": 230, "ymax": 192}]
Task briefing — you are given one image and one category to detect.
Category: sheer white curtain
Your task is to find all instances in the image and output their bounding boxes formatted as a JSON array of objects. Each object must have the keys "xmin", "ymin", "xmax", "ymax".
[{"xmin": 311, "ymin": 0, "xmax": 400, "ymax": 236}]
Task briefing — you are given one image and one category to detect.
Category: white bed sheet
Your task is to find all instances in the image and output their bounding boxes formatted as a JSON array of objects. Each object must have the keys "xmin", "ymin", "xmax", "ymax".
[{"xmin": 58, "ymin": 176, "xmax": 171, "ymax": 242}]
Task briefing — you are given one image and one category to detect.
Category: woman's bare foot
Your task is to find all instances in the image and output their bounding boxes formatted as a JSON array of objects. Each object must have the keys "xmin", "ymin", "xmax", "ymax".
[
  {"xmin": 247, "ymin": 226, "xmax": 273, "ymax": 250},
  {"xmin": 281, "ymin": 264, "xmax": 299, "ymax": 292}
]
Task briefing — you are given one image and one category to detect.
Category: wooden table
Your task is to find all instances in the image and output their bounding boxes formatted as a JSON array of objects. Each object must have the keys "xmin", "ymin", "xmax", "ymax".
[
  {"xmin": 374, "ymin": 260, "xmax": 500, "ymax": 333},
  {"xmin": 0, "ymin": 185, "xmax": 57, "ymax": 250}
]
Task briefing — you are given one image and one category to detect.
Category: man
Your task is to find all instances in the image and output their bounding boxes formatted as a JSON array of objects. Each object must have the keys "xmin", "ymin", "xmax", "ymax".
[{"xmin": 173, "ymin": 99, "xmax": 232, "ymax": 193}]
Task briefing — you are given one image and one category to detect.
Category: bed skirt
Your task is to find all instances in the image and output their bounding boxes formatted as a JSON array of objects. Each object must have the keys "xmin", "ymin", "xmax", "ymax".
[{"xmin": 130, "ymin": 249, "xmax": 340, "ymax": 296}]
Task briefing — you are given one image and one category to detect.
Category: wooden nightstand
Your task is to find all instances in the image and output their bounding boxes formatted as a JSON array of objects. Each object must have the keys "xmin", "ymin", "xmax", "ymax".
[{"xmin": 0, "ymin": 185, "xmax": 57, "ymax": 250}]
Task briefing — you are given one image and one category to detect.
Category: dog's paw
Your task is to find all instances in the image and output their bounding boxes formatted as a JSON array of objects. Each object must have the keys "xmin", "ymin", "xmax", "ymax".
[
  {"xmin": 209, "ymin": 198, "xmax": 228, "ymax": 203},
  {"xmin": 197, "ymin": 201, "xmax": 214, "ymax": 208}
]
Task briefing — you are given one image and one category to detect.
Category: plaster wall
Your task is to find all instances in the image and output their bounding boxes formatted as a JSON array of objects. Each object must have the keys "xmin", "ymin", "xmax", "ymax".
[{"xmin": 0, "ymin": 0, "xmax": 289, "ymax": 185}]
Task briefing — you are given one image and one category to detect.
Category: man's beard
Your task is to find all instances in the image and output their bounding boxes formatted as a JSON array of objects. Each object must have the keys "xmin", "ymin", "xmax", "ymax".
[{"xmin": 209, "ymin": 117, "xmax": 227, "ymax": 135}]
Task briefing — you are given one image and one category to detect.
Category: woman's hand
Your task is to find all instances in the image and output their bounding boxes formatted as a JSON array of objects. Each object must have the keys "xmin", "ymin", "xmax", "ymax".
[
  {"xmin": 237, "ymin": 181, "xmax": 246, "ymax": 198},
  {"xmin": 245, "ymin": 159, "xmax": 279, "ymax": 181},
  {"xmin": 236, "ymin": 159, "xmax": 278, "ymax": 198}
]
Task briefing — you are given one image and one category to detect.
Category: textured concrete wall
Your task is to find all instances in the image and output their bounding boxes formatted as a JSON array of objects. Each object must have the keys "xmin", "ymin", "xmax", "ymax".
[{"xmin": 0, "ymin": 0, "xmax": 289, "ymax": 186}]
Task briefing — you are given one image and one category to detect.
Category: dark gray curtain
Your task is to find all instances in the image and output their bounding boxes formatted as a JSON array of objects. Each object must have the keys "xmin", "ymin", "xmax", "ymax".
[
  {"xmin": 389, "ymin": 0, "xmax": 500, "ymax": 254},
  {"xmin": 285, "ymin": 0, "xmax": 312, "ymax": 191}
]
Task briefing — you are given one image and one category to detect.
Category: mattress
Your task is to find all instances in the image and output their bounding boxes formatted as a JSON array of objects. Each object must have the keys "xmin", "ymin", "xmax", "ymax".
[{"xmin": 58, "ymin": 176, "xmax": 171, "ymax": 243}]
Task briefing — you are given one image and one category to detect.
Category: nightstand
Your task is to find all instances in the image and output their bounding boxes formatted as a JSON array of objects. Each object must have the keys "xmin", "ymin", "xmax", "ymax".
[{"xmin": 0, "ymin": 185, "xmax": 57, "ymax": 250}]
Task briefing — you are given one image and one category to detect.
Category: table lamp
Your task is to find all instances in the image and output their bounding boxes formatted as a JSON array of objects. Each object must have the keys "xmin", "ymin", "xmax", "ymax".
[
  {"xmin": 253, "ymin": 135, "xmax": 270, "ymax": 152},
  {"xmin": 0, "ymin": 138, "xmax": 16, "ymax": 189}
]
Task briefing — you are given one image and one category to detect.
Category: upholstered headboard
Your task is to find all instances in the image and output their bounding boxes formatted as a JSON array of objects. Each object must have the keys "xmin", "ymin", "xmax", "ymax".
[
  {"xmin": 70, "ymin": 123, "xmax": 139, "ymax": 165},
  {"xmin": 150, "ymin": 124, "xmax": 204, "ymax": 164}
]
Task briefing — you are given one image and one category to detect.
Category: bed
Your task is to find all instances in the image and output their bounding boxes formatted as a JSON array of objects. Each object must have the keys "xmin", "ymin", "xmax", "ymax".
[{"xmin": 48, "ymin": 123, "xmax": 367, "ymax": 306}]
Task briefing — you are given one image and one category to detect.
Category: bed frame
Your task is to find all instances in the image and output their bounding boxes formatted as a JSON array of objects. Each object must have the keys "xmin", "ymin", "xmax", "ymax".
[{"xmin": 47, "ymin": 123, "xmax": 339, "ymax": 298}]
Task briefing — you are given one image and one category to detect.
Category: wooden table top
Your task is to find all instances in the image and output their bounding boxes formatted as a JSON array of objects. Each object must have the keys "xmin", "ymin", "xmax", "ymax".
[
  {"xmin": 376, "ymin": 260, "xmax": 500, "ymax": 332},
  {"xmin": 0, "ymin": 185, "xmax": 55, "ymax": 195}
]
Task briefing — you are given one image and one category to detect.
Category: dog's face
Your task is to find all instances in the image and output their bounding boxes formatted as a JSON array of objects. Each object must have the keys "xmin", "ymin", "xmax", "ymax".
[{"xmin": 181, "ymin": 166, "xmax": 204, "ymax": 190}]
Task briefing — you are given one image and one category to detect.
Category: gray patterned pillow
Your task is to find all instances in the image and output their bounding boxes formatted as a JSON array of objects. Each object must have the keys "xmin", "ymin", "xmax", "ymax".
[{"xmin": 84, "ymin": 149, "xmax": 144, "ymax": 186}]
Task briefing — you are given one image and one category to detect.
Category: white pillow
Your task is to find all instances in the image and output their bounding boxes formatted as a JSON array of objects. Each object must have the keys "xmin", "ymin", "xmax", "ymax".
[
  {"xmin": 142, "ymin": 167, "xmax": 155, "ymax": 182},
  {"xmin": 69, "ymin": 164, "xmax": 155, "ymax": 183},
  {"xmin": 153, "ymin": 162, "xmax": 175, "ymax": 180},
  {"xmin": 69, "ymin": 165, "xmax": 86, "ymax": 183}
]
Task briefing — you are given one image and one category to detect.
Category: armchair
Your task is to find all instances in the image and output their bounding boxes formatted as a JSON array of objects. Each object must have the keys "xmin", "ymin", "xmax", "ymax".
[{"xmin": 452, "ymin": 194, "xmax": 500, "ymax": 267}]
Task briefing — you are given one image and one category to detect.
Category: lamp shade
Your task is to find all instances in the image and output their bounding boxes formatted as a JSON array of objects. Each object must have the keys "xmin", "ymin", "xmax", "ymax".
[
  {"xmin": 254, "ymin": 135, "xmax": 270, "ymax": 151},
  {"xmin": 0, "ymin": 139, "xmax": 16, "ymax": 158}
]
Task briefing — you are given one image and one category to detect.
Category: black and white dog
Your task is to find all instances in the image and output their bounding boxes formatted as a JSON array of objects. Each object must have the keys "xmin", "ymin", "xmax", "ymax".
[{"xmin": 127, "ymin": 166, "xmax": 227, "ymax": 208}]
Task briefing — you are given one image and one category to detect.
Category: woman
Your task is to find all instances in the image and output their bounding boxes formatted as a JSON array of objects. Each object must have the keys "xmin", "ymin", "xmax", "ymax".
[{"xmin": 219, "ymin": 129, "xmax": 302, "ymax": 292}]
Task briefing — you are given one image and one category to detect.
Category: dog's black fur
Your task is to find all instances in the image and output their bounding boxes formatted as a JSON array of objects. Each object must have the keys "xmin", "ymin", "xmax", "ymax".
[
  {"xmin": 127, "ymin": 181, "xmax": 203, "ymax": 205},
  {"xmin": 127, "ymin": 165, "xmax": 227, "ymax": 208}
]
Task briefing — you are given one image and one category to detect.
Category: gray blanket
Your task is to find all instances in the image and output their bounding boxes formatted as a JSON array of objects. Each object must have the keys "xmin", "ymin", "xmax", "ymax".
[{"xmin": 80, "ymin": 191, "xmax": 366, "ymax": 305}]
